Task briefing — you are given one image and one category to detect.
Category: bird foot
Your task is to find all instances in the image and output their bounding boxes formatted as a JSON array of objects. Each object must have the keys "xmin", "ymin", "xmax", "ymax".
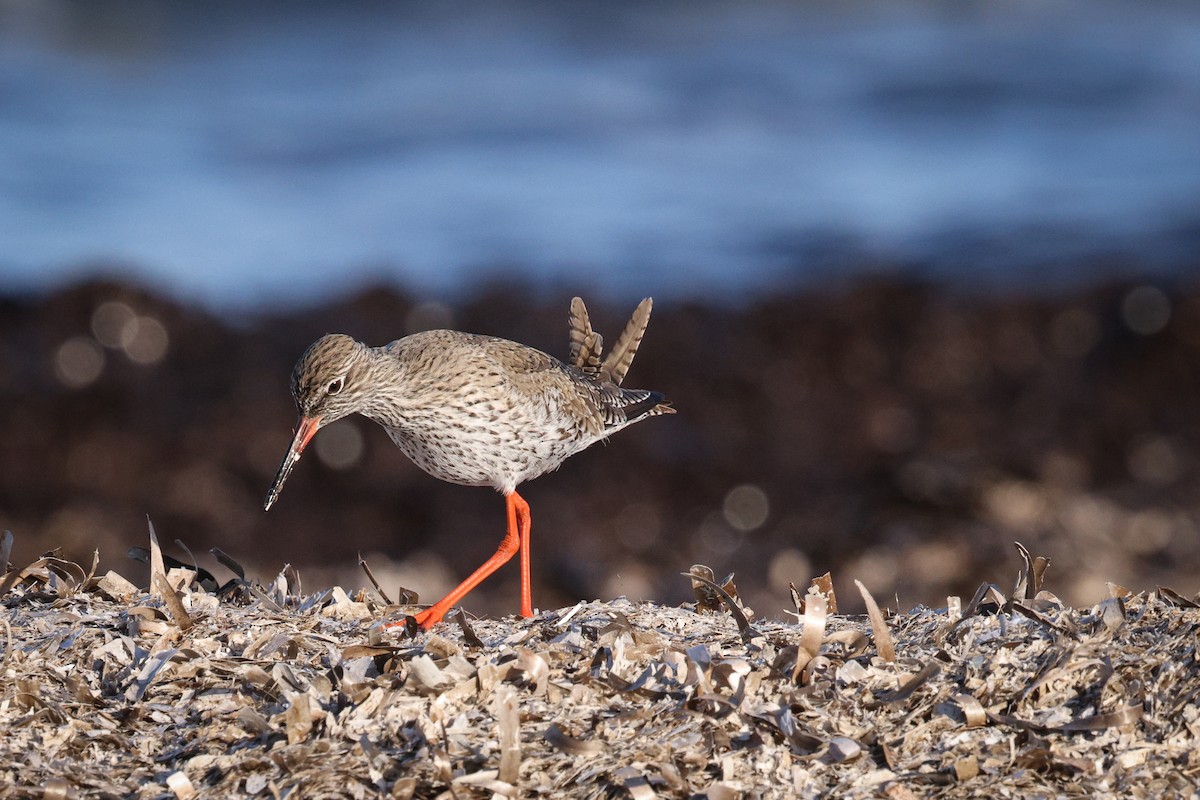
[
  {"xmin": 411, "ymin": 606, "xmax": 445, "ymax": 630},
  {"xmin": 376, "ymin": 607, "xmax": 445, "ymax": 637},
  {"xmin": 381, "ymin": 604, "xmax": 534, "ymax": 636}
]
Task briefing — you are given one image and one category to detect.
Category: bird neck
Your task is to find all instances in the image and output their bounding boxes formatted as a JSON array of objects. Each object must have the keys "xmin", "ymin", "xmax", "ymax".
[{"xmin": 354, "ymin": 346, "xmax": 417, "ymax": 429}]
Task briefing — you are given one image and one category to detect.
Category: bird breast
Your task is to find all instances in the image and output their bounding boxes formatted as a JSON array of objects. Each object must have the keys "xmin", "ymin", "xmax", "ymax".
[{"xmin": 369, "ymin": 333, "xmax": 603, "ymax": 493}]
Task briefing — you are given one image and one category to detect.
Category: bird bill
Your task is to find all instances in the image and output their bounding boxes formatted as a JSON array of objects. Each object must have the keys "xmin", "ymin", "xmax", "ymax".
[{"xmin": 263, "ymin": 415, "xmax": 321, "ymax": 510}]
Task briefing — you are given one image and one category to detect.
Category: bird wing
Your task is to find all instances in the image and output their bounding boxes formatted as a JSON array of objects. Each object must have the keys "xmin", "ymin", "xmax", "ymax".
[{"xmin": 595, "ymin": 387, "xmax": 672, "ymax": 430}]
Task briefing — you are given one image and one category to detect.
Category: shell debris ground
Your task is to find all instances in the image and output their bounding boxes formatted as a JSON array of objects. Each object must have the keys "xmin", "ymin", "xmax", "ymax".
[{"xmin": 2, "ymin": 530, "xmax": 1199, "ymax": 798}]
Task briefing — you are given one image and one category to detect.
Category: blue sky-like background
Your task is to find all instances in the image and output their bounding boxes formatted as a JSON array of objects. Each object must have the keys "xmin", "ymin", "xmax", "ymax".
[{"xmin": 1, "ymin": 0, "xmax": 1198, "ymax": 310}]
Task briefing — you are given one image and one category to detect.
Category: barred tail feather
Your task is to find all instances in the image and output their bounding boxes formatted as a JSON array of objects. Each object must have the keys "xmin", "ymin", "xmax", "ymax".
[
  {"xmin": 568, "ymin": 296, "xmax": 604, "ymax": 378},
  {"xmin": 602, "ymin": 297, "xmax": 653, "ymax": 386}
]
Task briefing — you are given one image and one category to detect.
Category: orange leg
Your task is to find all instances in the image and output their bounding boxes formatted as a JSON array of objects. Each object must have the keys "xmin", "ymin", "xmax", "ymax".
[
  {"xmin": 403, "ymin": 491, "xmax": 534, "ymax": 631},
  {"xmin": 514, "ymin": 491, "xmax": 533, "ymax": 618}
]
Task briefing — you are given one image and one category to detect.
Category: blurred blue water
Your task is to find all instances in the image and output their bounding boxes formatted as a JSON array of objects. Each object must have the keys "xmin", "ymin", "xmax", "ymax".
[{"xmin": 0, "ymin": 0, "xmax": 1197, "ymax": 309}]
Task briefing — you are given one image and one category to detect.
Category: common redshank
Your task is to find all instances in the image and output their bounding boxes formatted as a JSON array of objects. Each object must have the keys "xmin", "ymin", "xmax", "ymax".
[{"xmin": 263, "ymin": 297, "xmax": 674, "ymax": 630}]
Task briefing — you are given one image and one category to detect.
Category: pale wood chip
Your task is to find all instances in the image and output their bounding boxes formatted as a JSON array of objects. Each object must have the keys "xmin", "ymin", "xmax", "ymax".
[
  {"xmin": 953, "ymin": 754, "xmax": 980, "ymax": 781},
  {"xmin": 166, "ymin": 770, "xmax": 197, "ymax": 799},
  {"xmin": 611, "ymin": 765, "xmax": 657, "ymax": 799},
  {"xmin": 283, "ymin": 693, "xmax": 314, "ymax": 744},
  {"xmin": 946, "ymin": 594, "xmax": 962, "ymax": 622},
  {"xmin": 824, "ymin": 736, "xmax": 862, "ymax": 763},
  {"xmin": 147, "ymin": 517, "xmax": 168, "ymax": 601},
  {"xmin": 493, "ymin": 684, "xmax": 521, "ymax": 784},
  {"xmin": 96, "ymin": 570, "xmax": 139, "ymax": 601},
  {"xmin": 792, "ymin": 586, "xmax": 827, "ymax": 682}
]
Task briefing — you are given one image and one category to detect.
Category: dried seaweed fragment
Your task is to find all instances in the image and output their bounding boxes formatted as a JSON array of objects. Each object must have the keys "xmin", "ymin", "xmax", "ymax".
[
  {"xmin": 683, "ymin": 567, "xmax": 758, "ymax": 644},
  {"xmin": 1012, "ymin": 541, "xmax": 1050, "ymax": 602},
  {"xmin": 1157, "ymin": 586, "xmax": 1199, "ymax": 609},
  {"xmin": 154, "ymin": 572, "xmax": 194, "ymax": 631},
  {"xmin": 356, "ymin": 552, "xmax": 393, "ymax": 606},
  {"xmin": 856, "ymin": 579, "xmax": 896, "ymax": 662},
  {"xmin": 872, "ymin": 661, "xmax": 942, "ymax": 705},
  {"xmin": 544, "ymin": 723, "xmax": 605, "ymax": 756},
  {"xmin": 5, "ymin": 537, "xmax": 1200, "ymax": 800},
  {"xmin": 792, "ymin": 572, "xmax": 838, "ymax": 615}
]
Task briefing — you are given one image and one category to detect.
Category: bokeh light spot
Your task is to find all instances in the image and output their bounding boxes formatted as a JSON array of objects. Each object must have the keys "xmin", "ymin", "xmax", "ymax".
[
  {"xmin": 982, "ymin": 480, "xmax": 1048, "ymax": 529},
  {"xmin": 315, "ymin": 419, "xmax": 365, "ymax": 470},
  {"xmin": 847, "ymin": 548, "xmax": 899, "ymax": 592},
  {"xmin": 905, "ymin": 540, "xmax": 969, "ymax": 585},
  {"xmin": 125, "ymin": 316, "xmax": 169, "ymax": 364},
  {"xmin": 1126, "ymin": 510, "xmax": 1173, "ymax": 555},
  {"xmin": 722, "ymin": 484, "xmax": 769, "ymax": 532},
  {"xmin": 695, "ymin": 511, "xmax": 743, "ymax": 557},
  {"xmin": 602, "ymin": 561, "xmax": 654, "ymax": 602},
  {"xmin": 767, "ymin": 548, "xmax": 813, "ymax": 594},
  {"xmin": 1062, "ymin": 496, "xmax": 1119, "ymax": 542},
  {"xmin": 54, "ymin": 337, "xmax": 105, "ymax": 388},
  {"xmin": 1122, "ymin": 285, "xmax": 1171, "ymax": 335},
  {"xmin": 91, "ymin": 301, "xmax": 137, "ymax": 348}
]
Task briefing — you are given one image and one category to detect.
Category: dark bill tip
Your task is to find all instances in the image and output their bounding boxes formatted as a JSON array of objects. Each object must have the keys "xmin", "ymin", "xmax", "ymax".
[{"xmin": 263, "ymin": 450, "xmax": 299, "ymax": 511}]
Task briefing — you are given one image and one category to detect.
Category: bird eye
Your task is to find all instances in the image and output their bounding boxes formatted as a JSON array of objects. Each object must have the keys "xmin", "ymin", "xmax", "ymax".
[{"xmin": 327, "ymin": 377, "xmax": 344, "ymax": 395}]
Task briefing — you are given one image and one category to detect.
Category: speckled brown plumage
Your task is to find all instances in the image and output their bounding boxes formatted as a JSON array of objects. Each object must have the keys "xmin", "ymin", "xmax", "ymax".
[{"xmin": 263, "ymin": 296, "xmax": 673, "ymax": 630}]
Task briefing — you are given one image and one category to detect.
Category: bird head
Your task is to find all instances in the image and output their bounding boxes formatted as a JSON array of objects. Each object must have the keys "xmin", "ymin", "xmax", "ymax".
[
  {"xmin": 290, "ymin": 333, "xmax": 371, "ymax": 424},
  {"xmin": 264, "ymin": 333, "xmax": 369, "ymax": 510}
]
